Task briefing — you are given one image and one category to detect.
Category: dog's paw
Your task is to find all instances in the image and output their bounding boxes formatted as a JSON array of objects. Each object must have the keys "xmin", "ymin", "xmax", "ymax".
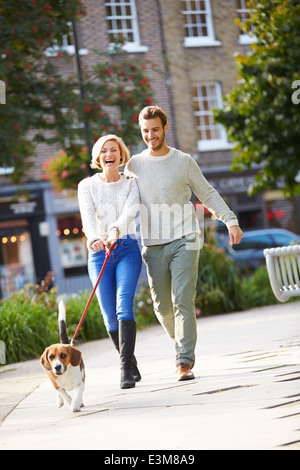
[
  {"xmin": 70, "ymin": 402, "xmax": 81, "ymax": 413},
  {"xmin": 57, "ymin": 395, "xmax": 64, "ymax": 408}
]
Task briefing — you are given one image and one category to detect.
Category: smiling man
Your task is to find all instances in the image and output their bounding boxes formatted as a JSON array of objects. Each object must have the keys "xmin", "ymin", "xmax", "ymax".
[{"xmin": 125, "ymin": 106, "xmax": 243, "ymax": 381}]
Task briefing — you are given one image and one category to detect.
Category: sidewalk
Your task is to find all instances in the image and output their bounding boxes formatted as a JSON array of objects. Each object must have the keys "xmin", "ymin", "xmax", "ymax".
[{"xmin": 0, "ymin": 302, "xmax": 300, "ymax": 450}]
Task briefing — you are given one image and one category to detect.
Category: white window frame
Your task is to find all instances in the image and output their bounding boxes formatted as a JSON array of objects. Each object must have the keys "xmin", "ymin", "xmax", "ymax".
[
  {"xmin": 45, "ymin": 22, "xmax": 88, "ymax": 57},
  {"xmin": 193, "ymin": 83, "xmax": 233, "ymax": 151},
  {"xmin": 236, "ymin": 0, "xmax": 257, "ymax": 45},
  {"xmin": 105, "ymin": 0, "xmax": 148, "ymax": 53},
  {"xmin": 0, "ymin": 168, "xmax": 14, "ymax": 176},
  {"xmin": 181, "ymin": 0, "xmax": 221, "ymax": 47}
]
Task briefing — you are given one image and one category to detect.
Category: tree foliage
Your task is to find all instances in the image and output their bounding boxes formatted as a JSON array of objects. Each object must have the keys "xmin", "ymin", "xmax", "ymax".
[
  {"xmin": 42, "ymin": 39, "xmax": 156, "ymax": 191},
  {"xmin": 0, "ymin": 1, "xmax": 156, "ymax": 188},
  {"xmin": 0, "ymin": 0, "xmax": 86, "ymax": 183},
  {"xmin": 214, "ymin": 0, "xmax": 300, "ymax": 197}
]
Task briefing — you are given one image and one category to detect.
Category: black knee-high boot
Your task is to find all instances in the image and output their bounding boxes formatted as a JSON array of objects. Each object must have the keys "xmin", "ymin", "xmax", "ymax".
[
  {"xmin": 118, "ymin": 320, "xmax": 137, "ymax": 389},
  {"xmin": 108, "ymin": 329, "xmax": 142, "ymax": 383}
]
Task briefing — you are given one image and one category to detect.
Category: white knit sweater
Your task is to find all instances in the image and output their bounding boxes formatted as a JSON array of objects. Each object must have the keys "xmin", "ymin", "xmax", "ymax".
[
  {"xmin": 78, "ymin": 173, "xmax": 140, "ymax": 250},
  {"xmin": 125, "ymin": 147, "xmax": 239, "ymax": 246}
]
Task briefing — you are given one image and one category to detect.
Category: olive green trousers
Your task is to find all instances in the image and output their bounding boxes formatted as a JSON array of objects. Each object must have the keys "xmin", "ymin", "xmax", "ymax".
[{"xmin": 142, "ymin": 234, "xmax": 200, "ymax": 368}]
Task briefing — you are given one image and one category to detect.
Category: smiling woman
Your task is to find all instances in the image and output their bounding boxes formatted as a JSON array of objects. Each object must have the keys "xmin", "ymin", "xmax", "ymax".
[
  {"xmin": 99, "ymin": 141, "xmax": 122, "ymax": 181},
  {"xmin": 90, "ymin": 134, "xmax": 130, "ymax": 176},
  {"xmin": 78, "ymin": 134, "xmax": 142, "ymax": 389}
]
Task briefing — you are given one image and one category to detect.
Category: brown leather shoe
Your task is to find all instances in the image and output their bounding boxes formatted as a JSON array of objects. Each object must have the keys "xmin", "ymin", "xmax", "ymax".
[{"xmin": 176, "ymin": 363, "xmax": 195, "ymax": 381}]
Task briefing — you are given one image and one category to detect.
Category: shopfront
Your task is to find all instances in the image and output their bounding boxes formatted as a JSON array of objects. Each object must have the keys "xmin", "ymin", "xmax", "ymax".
[
  {"xmin": 43, "ymin": 188, "xmax": 91, "ymax": 295},
  {"xmin": 0, "ymin": 184, "xmax": 90, "ymax": 298},
  {"xmin": 0, "ymin": 187, "xmax": 51, "ymax": 298}
]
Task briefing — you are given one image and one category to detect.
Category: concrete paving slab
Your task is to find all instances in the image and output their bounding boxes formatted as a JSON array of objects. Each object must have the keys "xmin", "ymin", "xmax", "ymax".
[{"xmin": 0, "ymin": 302, "xmax": 300, "ymax": 450}]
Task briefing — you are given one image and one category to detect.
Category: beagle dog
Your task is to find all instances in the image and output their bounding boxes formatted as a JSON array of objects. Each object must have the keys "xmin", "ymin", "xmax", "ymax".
[{"xmin": 40, "ymin": 301, "xmax": 85, "ymax": 413}]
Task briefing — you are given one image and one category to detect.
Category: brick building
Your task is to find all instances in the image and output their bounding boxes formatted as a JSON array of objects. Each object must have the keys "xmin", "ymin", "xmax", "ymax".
[
  {"xmin": 158, "ymin": 0, "xmax": 300, "ymax": 239},
  {"xmin": 0, "ymin": 0, "xmax": 299, "ymax": 297}
]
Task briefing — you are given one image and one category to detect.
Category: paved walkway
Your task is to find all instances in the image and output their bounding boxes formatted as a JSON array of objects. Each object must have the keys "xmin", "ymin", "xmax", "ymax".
[{"xmin": 0, "ymin": 302, "xmax": 300, "ymax": 451}]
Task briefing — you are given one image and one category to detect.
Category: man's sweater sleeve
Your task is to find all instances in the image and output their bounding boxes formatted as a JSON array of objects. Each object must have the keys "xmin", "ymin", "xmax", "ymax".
[{"xmin": 187, "ymin": 156, "xmax": 239, "ymax": 228}]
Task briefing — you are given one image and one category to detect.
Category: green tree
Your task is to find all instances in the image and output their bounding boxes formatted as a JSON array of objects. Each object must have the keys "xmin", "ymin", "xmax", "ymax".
[
  {"xmin": 0, "ymin": 0, "xmax": 86, "ymax": 183},
  {"xmin": 0, "ymin": 2, "xmax": 156, "ymax": 189},
  {"xmin": 42, "ymin": 39, "xmax": 156, "ymax": 191},
  {"xmin": 214, "ymin": 0, "xmax": 300, "ymax": 197}
]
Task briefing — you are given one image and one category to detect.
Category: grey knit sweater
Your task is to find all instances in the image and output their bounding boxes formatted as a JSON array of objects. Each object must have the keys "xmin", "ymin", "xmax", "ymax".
[{"xmin": 125, "ymin": 147, "xmax": 239, "ymax": 246}]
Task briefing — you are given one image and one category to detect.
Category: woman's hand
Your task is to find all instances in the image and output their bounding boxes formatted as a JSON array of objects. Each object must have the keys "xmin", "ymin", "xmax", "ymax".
[
  {"xmin": 91, "ymin": 238, "xmax": 106, "ymax": 251},
  {"xmin": 104, "ymin": 227, "xmax": 119, "ymax": 251}
]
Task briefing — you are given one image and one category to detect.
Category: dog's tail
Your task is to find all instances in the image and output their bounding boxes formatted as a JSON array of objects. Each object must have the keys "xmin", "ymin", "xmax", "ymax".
[{"xmin": 58, "ymin": 300, "xmax": 69, "ymax": 344}]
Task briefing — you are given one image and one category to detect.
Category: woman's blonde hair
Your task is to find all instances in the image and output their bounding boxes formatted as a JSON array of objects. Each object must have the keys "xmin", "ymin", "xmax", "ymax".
[{"xmin": 90, "ymin": 134, "xmax": 130, "ymax": 170}]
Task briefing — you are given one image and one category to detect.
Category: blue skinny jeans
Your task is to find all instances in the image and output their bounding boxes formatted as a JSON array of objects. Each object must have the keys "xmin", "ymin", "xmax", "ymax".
[{"xmin": 88, "ymin": 236, "xmax": 142, "ymax": 333}]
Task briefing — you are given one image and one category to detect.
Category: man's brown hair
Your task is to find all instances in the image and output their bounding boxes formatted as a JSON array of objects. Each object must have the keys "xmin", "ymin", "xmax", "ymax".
[{"xmin": 138, "ymin": 106, "xmax": 168, "ymax": 128}]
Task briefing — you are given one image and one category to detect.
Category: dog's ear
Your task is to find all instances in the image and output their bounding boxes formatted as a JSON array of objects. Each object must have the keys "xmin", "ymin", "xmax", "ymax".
[
  {"xmin": 40, "ymin": 348, "xmax": 52, "ymax": 371},
  {"xmin": 69, "ymin": 346, "xmax": 82, "ymax": 367}
]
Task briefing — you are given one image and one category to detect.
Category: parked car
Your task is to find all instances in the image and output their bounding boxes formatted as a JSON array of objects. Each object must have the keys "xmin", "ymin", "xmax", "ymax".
[{"xmin": 218, "ymin": 228, "xmax": 300, "ymax": 270}]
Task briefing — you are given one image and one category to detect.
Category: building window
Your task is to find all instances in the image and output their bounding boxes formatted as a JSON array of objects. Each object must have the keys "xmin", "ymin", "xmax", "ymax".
[
  {"xmin": 236, "ymin": 0, "xmax": 257, "ymax": 45},
  {"xmin": 45, "ymin": 22, "xmax": 88, "ymax": 57},
  {"xmin": 105, "ymin": 0, "xmax": 148, "ymax": 53},
  {"xmin": 192, "ymin": 83, "xmax": 232, "ymax": 151},
  {"xmin": 0, "ymin": 222, "xmax": 36, "ymax": 298},
  {"xmin": 56, "ymin": 215, "xmax": 87, "ymax": 271},
  {"xmin": 181, "ymin": 0, "xmax": 221, "ymax": 47}
]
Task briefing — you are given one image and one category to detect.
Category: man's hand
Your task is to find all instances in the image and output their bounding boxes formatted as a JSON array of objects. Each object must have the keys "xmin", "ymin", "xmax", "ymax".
[{"xmin": 229, "ymin": 225, "xmax": 243, "ymax": 245}]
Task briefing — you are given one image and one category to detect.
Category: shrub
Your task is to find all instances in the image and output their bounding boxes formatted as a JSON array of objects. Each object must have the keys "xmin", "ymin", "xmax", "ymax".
[
  {"xmin": 196, "ymin": 243, "xmax": 244, "ymax": 316},
  {"xmin": 0, "ymin": 285, "xmax": 58, "ymax": 363},
  {"xmin": 240, "ymin": 265, "xmax": 280, "ymax": 309}
]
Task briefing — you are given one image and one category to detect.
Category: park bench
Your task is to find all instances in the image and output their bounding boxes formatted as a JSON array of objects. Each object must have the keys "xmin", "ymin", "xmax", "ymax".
[{"xmin": 264, "ymin": 245, "xmax": 300, "ymax": 302}]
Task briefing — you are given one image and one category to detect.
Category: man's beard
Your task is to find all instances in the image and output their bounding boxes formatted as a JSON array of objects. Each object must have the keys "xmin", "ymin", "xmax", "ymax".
[{"xmin": 147, "ymin": 132, "xmax": 165, "ymax": 151}]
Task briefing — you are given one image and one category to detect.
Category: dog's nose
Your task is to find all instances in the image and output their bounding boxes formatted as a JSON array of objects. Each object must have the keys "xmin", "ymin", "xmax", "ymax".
[{"xmin": 55, "ymin": 364, "xmax": 62, "ymax": 372}]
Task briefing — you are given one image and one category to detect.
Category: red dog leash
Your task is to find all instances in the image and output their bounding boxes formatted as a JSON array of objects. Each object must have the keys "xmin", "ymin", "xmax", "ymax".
[{"xmin": 70, "ymin": 243, "xmax": 116, "ymax": 346}]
